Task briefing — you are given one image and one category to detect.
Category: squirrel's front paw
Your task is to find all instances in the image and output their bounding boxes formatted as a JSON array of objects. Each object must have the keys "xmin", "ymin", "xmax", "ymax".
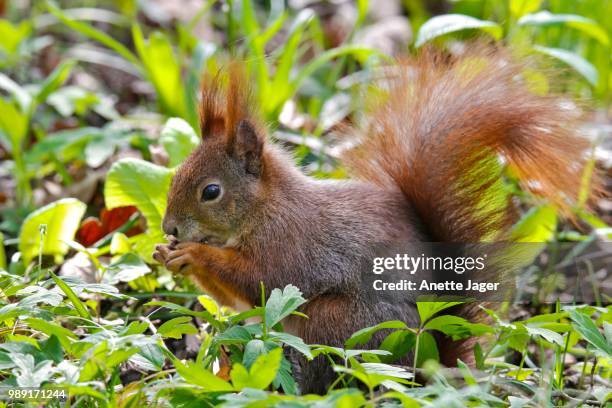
[
  {"xmin": 160, "ymin": 242, "xmax": 205, "ymax": 275},
  {"xmin": 153, "ymin": 244, "xmax": 171, "ymax": 265}
]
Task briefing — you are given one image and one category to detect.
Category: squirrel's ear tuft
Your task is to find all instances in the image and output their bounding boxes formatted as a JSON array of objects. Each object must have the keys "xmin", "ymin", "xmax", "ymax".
[{"xmin": 233, "ymin": 119, "xmax": 263, "ymax": 175}]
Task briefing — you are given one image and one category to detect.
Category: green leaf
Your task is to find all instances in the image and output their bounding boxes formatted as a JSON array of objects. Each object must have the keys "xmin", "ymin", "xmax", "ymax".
[
  {"xmin": 424, "ymin": 314, "xmax": 493, "ymax": 339},
  {"xmin": 104, "ymin": 253, "xmax": 151, "ymax": 284},
  {"xmin": 415, "ymin": 14, "xmax": 502, "ymax": 47},
  {"xmin": 416, "ymin": 331, "xmax": 439, "ymax": 366},
  {"xmin": 158, "ymin": 316, "xmax": 198, "ymax": 339},
  {"xmin": 160, "ymin": 118, "xmax": 199, "ymax": 167},
  {"xmin": 0, "ymin": 19, "xmax": 31, "ymax": 55},
  {"xmin": 345, "ymin": 320, "xmax": 409, "ymax": 349},
  {"xmin": 569, "ymin": 309, "xmax": 611, "ymax": 356},
  {"xmin": 0, "ymin": 97, "xmax": 28, "ymax": 153},
  {"xmin": 215, "ymin": 325, "xmax": 253, "ymax": 345},
  {"xmin": 104, "ymin": 158, "xmax": 173, "ymax": 260},
  {"xmin": 19, "ymin": 198, "xmax": 86, "ymax": 265},
  {"xmin": 25, "ymin": 318, "xmax": 77, "ymax": 350},
  {"xmin": 264, "ymin": 285, "xmax": 306, "ymax": 329},
  {"xmin": 132, "ymin": 25, "xmax": 186, "ymax": 117},
  {"xmin": 519, "ymin": 11, "xmax": 609, "ymax": 45},
  {"xmin": 378, "ymin": 330, "xmax": 416, "ymax": 363},
  {"xmin": 35, "ymin": 59, "xmax": 77, "ymax": 105},
  {"xmin": 49, "ymin": 271, "xmax": 92, "ymax": 320},
  {"xmin": 249, "ymin": 349, "xmax": 283, "ymax": 388},
  {"xmin": 416, "ymin": 302, "xmax": 464, "ymax": 325},
  {"xmin": 0, "ymin": 72, "xmax": 32, "ymax": 111},
  {"xmin": 173, "ymin": 358, "xmax": 234, "ymax": 391},
  {"xmin": 525, "ymin": 326, "xmax": 564, "ymax": 346},
  {"xmin": 509, "ymin": 0, "xmax": 543, "ymax": 18},
  {"xmin": 474, "ymin": 342, "xmax": 484, "ymax": 370},
  {"xmin": 46, "ymin": 1, "xmax": 140, "ymax": 68},
  {"xmin": 267, "ymin": 331, "xmax": 312, "ymax": 359},
  {"xmin": 231, "ymin": 348, "xmax": 283, "ymax": 390},
  {"xmin": 0, "ymin": 232, "xmax": 5, "ymax": 270},
  {"xmin": 533, "ymin": 45, "xmax": 599, "ymax": 87},
  {"xmin": 242, "ymin": 339, "xmax": 267, "ymax": 369},
  {"xmin": 511, "ymin": 205, "xmax": 557, "ymax": 242}
]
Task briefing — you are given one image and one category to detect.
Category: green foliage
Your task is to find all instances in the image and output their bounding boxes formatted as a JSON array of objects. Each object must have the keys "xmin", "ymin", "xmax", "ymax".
[
  {"xmin": 0, "ymin": 0, "xmax": 609, "ymax": 406},
  {"xmin": 18, "ymin": 198, "xmax": 86, "ymax": 265}
]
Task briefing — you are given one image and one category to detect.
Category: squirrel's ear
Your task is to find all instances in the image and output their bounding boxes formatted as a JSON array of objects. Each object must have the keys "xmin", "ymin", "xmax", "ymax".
[{"xmin": 233, "ymin": 119, "xmax": 263, "ymax": 175}]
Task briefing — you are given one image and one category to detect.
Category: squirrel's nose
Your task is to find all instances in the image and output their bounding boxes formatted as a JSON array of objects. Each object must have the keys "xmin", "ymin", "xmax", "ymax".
[{"xmin": 162, "ymin": 218, "xmax": 178, "ymax": 238}]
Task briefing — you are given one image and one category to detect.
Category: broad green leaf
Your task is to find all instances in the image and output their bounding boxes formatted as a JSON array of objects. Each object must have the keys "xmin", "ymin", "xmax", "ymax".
[
  {"xmin": 104, "ymin": 253, "xmax": 151, "ymax": 284},
  {"xmin": 243, "ymin": 339, "xmax": 267, "ymax": 369},
  {"xmin": 0, "ymin": 19, "xmax": 31, "ymax": 54},
  {"xmin": 510, "ymin": 205, "xmax": 557, "ymax": 242},
  {"xmin": 345, "ymin": 320, "xmax": 409, "ymax": 349},
  {"xmin": 160, "ymin": 118, "xmax": 199, "ymax": 167},
  {"xmin": 533, "ymin": 45, "xmax": 599, "ymax": 87},
  {"xmin": 415, "ymin": 14, "xmax": 502, "ymax": 47},
  {"xmin": 569, "ymin": 309, "xmax": 611, "ymax": 356},
  {"xmin": 416, "ymin": 301, "xmax": 464, "ymax": 325},
  {"xmin": 197, "ymin": 294, "xmax": 219, "ymax": 316},
  {"xmin": 510, "ymin": 0, "xmax": 542, "ymax": 18},
  {"xmin": 231, "ymin": 348, "xmax": 283, "ymax": 390},
  {"xmin": 264, "ymin": 284, "xmax": 306, "ymax": 329},
  {"xmin": 378, "ymin": 330, "xmax": 416, "ymax": 363},
  {"xmin": 519, "ymin": 11, "xmax": 609, "ymax": 45},
  {"xmin": 416, "ymin": 331, "xmax": 439, "ymax": 366},
  {"xmin": 215, "ymin": 325, "xmax": 252, "ymax": 345},
  {"xmin": 173, "ymin": 358, "xmax": 234, "ymax": 391},
  {"xmin": 19, "ymin": 198, "xmax": 86, "ymax": 265},
  {"xmin": 104, "ymin": 158, "xmax": 173, "ymax": 260},
  {"xmin": 267, "ymin": 331, "xmax": 312, "ymax": 359},
  {"xmin": 158, "ymin": 316, "xmax": 198, "ymax": 339}
]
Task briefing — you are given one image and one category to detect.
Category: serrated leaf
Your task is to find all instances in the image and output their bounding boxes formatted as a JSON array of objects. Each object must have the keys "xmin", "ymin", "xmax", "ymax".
[
  {"xmin": 264, "ymin": 285, "xmax": 306, "ymax": 329},
  {"xmin": 231, "ymin": 348, "xmax": 283, "ymax": 390},
  {"xmin": 267, "ymin": 331, "xmax": 312, "ymax": 359},
  {"xmin": 415, "ymin": 14, "xmax": 502, "ymax": 47},
  {"xmin": 569, "ymin": 309, "xmax": 611, "ymax": 356},
  {"xmin": 345, "ymin": 320, "xmax": 409, "ymax": 349},
  {"xmin": 158, "ymin": 316, "xmax": 198, "ymax": 339},
  {"xmin": 416, "ymin": 301, "xmax": 464, "ymax": 324}
]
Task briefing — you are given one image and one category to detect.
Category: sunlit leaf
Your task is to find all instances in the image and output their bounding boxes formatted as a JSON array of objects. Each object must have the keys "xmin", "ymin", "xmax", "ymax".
[
  {"xmin": 415, "ymin": 14, "xmax": 502, "ymax": 47},
  {"xmin": 519, "ymin": 11, "xmax": 609, "ymax": 45},
  {"xmin": 19, "ymin": 198, "xmax": 86, "ymax": 265}
]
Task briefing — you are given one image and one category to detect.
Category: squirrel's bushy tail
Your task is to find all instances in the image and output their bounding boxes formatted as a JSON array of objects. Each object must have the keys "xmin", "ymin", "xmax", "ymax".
[{"xmin": 344, "ymin": 47, "xmax": 592, "ymax": 242}]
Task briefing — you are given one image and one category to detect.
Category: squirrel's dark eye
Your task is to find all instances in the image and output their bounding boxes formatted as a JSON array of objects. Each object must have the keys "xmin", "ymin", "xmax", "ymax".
[{"xmin": 202, "ymin": 184, "xmax": 221, "ymax": 201}]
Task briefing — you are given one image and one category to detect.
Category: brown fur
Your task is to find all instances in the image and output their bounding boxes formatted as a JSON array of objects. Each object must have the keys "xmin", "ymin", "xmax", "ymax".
[{"xmin": 153, "ymin": 46, "xmax": 594, "ymax": 394}]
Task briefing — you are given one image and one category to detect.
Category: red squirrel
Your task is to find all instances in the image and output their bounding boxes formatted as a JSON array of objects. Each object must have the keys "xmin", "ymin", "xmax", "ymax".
[{"xmin": 153, "ymin": 47, "xmax": 591, "ymax": 393}]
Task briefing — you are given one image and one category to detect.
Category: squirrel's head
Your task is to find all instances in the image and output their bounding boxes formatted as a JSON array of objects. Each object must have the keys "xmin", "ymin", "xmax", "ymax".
[{"xmin": 162, "ymin": 66, "xmax": 266, "ymax": 247}]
